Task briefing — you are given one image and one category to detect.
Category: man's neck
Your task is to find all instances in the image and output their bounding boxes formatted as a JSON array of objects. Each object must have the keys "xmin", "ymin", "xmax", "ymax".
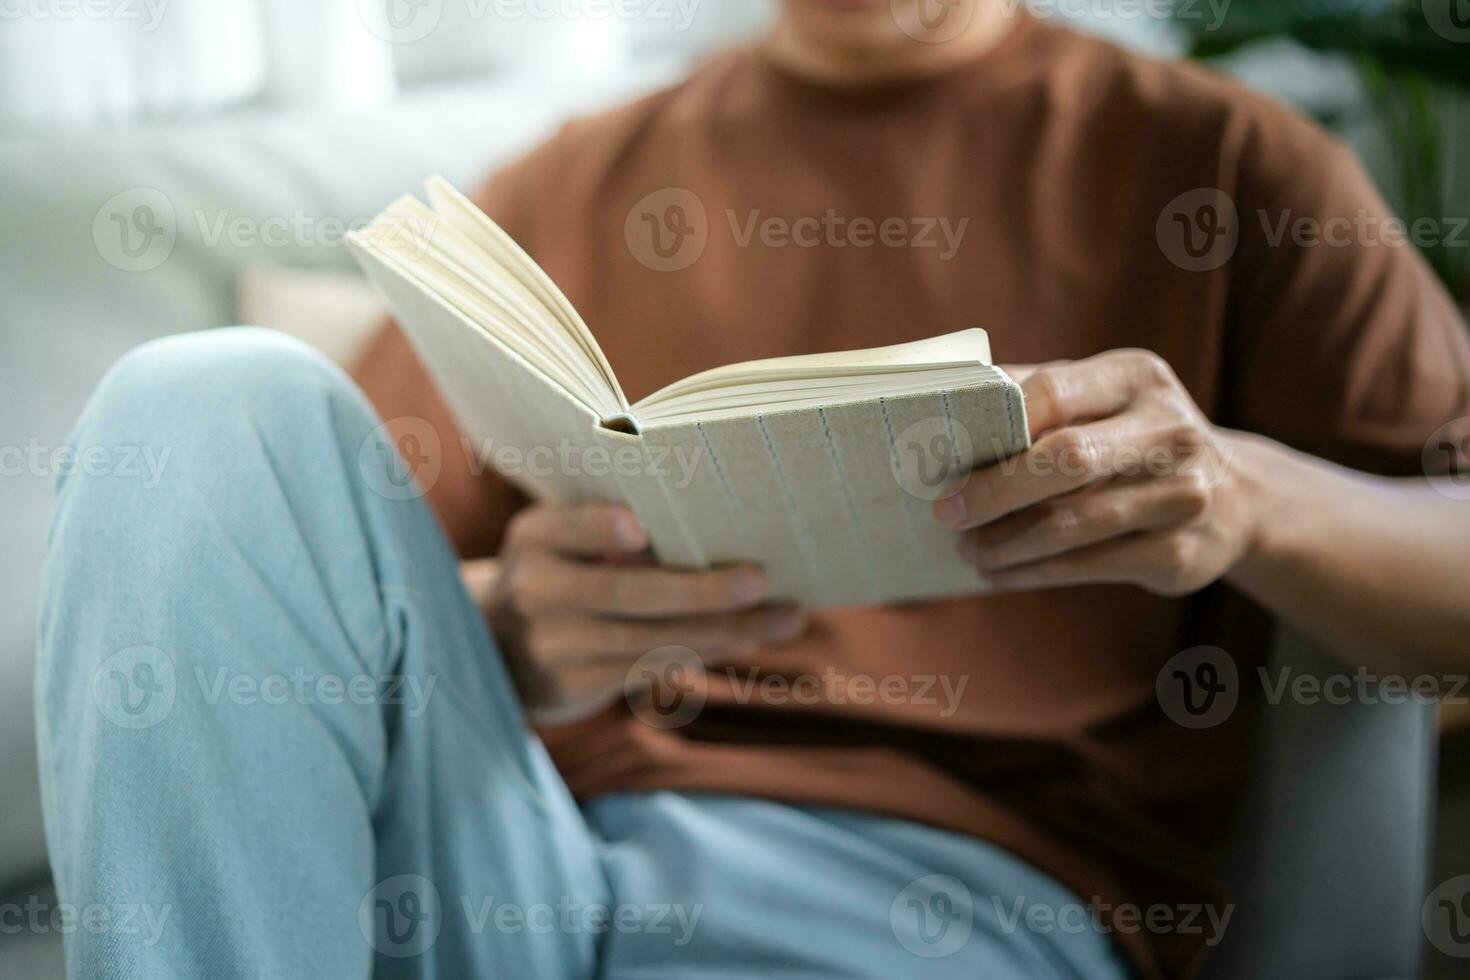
[{"xmin": 764, "ymin": 1, "xmax": 1016, "ymax": 88}]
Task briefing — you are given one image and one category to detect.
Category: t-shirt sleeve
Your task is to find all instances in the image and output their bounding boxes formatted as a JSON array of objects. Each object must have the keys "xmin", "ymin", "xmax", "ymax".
[{"xmin": 1222, "ymin": 108, "xmax": 1470, "ymax": 476}]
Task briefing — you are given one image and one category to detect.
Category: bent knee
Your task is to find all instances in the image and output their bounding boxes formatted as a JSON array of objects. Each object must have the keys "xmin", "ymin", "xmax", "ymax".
[
  {"xmin": 65, "ymin": 327, "xmax": 380, "ymax": 499},
  {"xmin": 96, "ymin": 327, "xmax": 353, "ymax": 419}
]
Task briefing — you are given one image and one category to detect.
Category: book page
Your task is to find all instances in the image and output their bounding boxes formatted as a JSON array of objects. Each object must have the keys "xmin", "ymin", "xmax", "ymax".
[
  {"xmin": 424, "ymin": 176, "xmax": 630, "ymax": 415},
  {"xmin": 633, "ymin": 329, "xmax": 993, "ymax": 421}
]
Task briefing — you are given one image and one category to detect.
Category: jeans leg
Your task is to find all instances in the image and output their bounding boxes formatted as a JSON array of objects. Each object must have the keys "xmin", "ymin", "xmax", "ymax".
[
  {"xmin": 586, "ymin": 793, "xmax": 1134, "ymax": 980},
  {"xmin": 36, "ymin": 327, "xmax": 606, "ymax": 979}
]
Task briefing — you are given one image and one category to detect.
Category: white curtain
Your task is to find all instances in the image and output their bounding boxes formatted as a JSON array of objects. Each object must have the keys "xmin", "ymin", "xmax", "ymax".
[
  {"xmin": 0, "ymin": 0, "xmax": 273, "ymax": 126},
  {"xmin": 0, "ymin": 0, "xmax": 773, "ymax": 129},
  {"xmin": 0, "ymin": 0, "xmax": 397, "ymax": 127}
]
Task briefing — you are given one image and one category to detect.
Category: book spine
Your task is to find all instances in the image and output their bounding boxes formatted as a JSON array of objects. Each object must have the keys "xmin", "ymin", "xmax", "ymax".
[{"xmin": 595, "ymin": 426, "xmax": 709, "ymax": 570}]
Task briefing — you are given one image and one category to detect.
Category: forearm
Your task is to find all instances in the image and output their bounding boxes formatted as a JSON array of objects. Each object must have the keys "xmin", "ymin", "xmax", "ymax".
[{"xmin": 1225, "ymin": 430, "xmax": 1470, "ymax": 671}]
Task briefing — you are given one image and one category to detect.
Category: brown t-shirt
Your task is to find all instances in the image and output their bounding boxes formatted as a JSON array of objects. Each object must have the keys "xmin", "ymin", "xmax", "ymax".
[{"xmin": 355, "ymin": 13, "xmax": 1470, "ymax": 978}]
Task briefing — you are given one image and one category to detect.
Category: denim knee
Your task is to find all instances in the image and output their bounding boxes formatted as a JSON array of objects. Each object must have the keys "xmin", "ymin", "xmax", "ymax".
[
  {"xmin": 81, "ymin": 327, "xmax": 362, "ymax": 449},
  {"xmin": 42, "ymin": 326, "xmax": 402, "ymax": 715},
  {"xmin": 58, "ymin": 325, "xmax": 391, "ymax": 506}
]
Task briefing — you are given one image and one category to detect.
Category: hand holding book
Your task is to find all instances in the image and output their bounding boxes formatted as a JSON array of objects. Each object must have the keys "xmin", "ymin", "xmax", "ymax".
[
  {"xmin": 460, "ymin": 501, "xmax": 806, "ymax": 724},
  {"xmin": 935, "ymin": 350, "xmax": 1254, "ymax": 598}
]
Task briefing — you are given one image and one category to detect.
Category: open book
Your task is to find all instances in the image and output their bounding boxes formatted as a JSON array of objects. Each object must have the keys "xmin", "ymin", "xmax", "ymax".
[{"xmin": 347, "ymin": 177, "xmax": 1029, "ymax": 608}]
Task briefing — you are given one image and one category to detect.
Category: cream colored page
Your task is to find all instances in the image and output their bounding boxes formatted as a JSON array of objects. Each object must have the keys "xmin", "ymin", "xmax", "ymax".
[
  {"xmin": 381, "ymin": 197, "xmax": 613, "ymax": 412},
  {"xmin": 423, "ymin": 176, "xmax": 629, "ymax": 413},
  {"xmin": 635, "ymin": 328, "xmax": 992, "ymax": 410},
  {"xmin": 635, "ymin": 366, "xmax": 1002, "ymax": 425},
  {"xmin": 349, "ymin": 238, "xmax": 624, "ymax": 504}
]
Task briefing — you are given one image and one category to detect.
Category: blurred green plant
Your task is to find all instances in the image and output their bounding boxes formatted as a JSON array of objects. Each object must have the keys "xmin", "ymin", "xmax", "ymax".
[{"xmin": 1175, "ymin": 0, "xmax": 1470, "ymax": 303}]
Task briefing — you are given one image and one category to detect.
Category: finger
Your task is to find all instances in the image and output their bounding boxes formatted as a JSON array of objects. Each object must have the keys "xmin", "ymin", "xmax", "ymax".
[
  {"xmin": 1020, "ymin": 349, "xmax": 1174, "ymax": 437},
  {"xmin": 524, "ymin": 604, "xmax": 807, "ymax": 666},
  {"xmin": 958, "ymin": 473, "xmax": 1212, "ymax": 572},
  {"xmin": 527, "ymin": 645, "xmax": 719, "ymax": 728},
  {"xmin": 511, "ymin": 551, "xmax": 772, "ymax": 618},
  {"xmin": 531, "ymin": 660, "xmax": 631, "ymax": 720},
  {"xmin": 935, "ymin": 409, "xmax": 1168, "ymax": 530},
  {"xmin": 505, "ymin": 501, "xmax": 648, "ymax": 557},
  {"xmin": 459, "ymin": 557, "xmax": 502, "ymax": 608},
  {"xmin": 994, "ymin": 361, "xmax": 1061, "ymax": 386},
  {"xmin": 980, "ymin": 530, "xmax": 1197, "ymax": 595}
]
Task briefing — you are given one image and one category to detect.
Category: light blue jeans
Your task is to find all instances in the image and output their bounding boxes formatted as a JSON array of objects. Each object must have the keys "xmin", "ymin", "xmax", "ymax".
[{"xmin": 36, "ymin": 328, "xmax": 1132, "ymax": 979}]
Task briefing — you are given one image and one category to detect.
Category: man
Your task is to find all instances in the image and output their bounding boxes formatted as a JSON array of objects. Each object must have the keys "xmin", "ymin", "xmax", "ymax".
[{"xmin": 38, "ymin": 1, "xmax": 1470, "ymax": 978}]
